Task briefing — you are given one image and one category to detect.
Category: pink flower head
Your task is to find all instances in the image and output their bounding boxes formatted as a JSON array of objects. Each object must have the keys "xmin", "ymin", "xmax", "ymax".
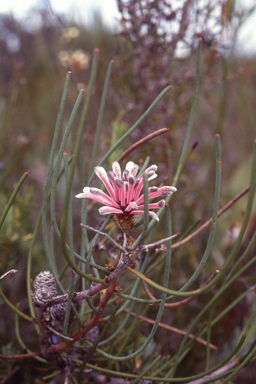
[{"xmin": 76, "ymin": 161, "xmax": 177, "ymax": 221}]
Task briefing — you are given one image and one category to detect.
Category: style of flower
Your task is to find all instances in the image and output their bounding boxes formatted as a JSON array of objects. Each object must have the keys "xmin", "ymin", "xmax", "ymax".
[{"xmin": 76, "ymin": 161, "xmax": 177, "ymax": 221}]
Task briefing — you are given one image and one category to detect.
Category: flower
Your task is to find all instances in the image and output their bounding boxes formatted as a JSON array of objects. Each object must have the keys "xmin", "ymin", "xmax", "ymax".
[
  {"xmin": 76, "ymin": 161, "xmax": 177, "ymax": 221},
  {"xmin": 58, "ymin": 49, "xmax": 90, "ymax": 71},
  {"xmin": 61, "ymin": 27, "xmax": 80, "ymax": 44}
]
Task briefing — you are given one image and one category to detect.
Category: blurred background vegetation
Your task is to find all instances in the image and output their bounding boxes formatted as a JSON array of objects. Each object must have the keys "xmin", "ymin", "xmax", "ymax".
[{"xmin": 1, "ymin": 0, "xmax": 256, "ymax": 382}]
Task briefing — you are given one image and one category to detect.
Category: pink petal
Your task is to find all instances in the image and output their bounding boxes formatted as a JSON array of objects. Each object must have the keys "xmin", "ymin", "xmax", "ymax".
[
  {"xmin": 120, "ymin": 181, "xmax": 127, "ymax": 207},
  {"xmin": 122, "ymin": 170, "xmax": 129, "ymax": 181},
  {"xmin": 99, "ymin": 206, "xmax": 123, "ymax": 215},
  {"xmin": 76, "ymin": 187, "xmax": 120, "ymax": 209},
  {"xmin": 132, "ymin": 210, "xmax": 159, "ymax": 221},
  {"xmin": 135, "ymin": 186, "xmax": 176, "ymax": 205},
  {"xmin": 131, "ymin": 164, "xmax": 139, "ymax": 177},
  {"xmin": 135, "ymin": 186, "xmax": 158, "ymax": 205},
  {"xmin": 112, "ymin": 161, "xmax": 121, "ymax": 178},
  {"xmin": 107, "ymin": 171, "xmax": 120, "ymax": 202},
  {"xmin": 133, "ymin": 172, "xmax": 158, "ymax": 201},
  {"xmin": 94, "ymin": 166, "xmax": 115, "ymax": 200},
  {"xmin": 116, "ymin": 179, "xmax": 124, "ymax": 205},
  {"xmin": 133, "ymin": 176, "xmax": 144, "ymax": 201},
  {"xmin": 137, "ymin": 199, "xmax": 165, "ymax": 210},
  {"xmin": 125, "ymin": 201, "xmax": 138, "ymax": 212},
  {"xmin": 126, "ymin": 176, "xmax": 135, "ymax": 204}
]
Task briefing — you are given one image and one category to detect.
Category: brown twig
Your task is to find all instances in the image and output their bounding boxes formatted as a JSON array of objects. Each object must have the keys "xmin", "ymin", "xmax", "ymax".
[
  {"xmin": 186, "ymin": 349, "xmax": 255, "ymax": 384},
  {"xmin": 48, "ymin": 279, "xmax": 118, "ymax": 354},
  {"xmin": 48, "ymin": 252, "xmax": 138, "ymax": 354},
  {"xmin": 44, "ymin": 281, "xmax": 106, "ymax": 307},
  {"xmin": 171, "ymin": 186, "xmax": 250, "ymax": 250},
  {"xmin": 23, "ymin": 361, "xmax": 51, "ymax": 372},
  {"xmin": 80, "ymin": 224, "xmax": 127, "ymax": 253},
  {"xmin": 142, "ymin": 270, "xmax": 219, "ymax": 308},
  {"xmin": 125, "ymin": 309, "xmax": 217, "ymax": 351},
  {"xmin": 118, "ymin": 128, "xmax": 169, "ymax": 164},
  {"xmin": 0, "ymin": 269, "xmax": 17, "ymax": 282},
  {"xmin": 139, "ymin": 234, "xmax": 177, "ymax": 252}
]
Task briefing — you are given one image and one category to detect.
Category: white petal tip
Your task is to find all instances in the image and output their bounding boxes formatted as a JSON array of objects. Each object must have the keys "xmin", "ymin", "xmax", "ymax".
[
  {"xmin": 164, "ymin": 186, "xmax": 177, "ymax": 195},
  {"xmin": 94, "ymin": 166, "xmax": 106, "ymax": 176},
  {"xmin": 149, "ymin": 212, "xmax": 159, "ymax": 221},
  {"xmin": 98, "ymin": 208, "xmax": 109, "ymax": 215},
  {"xmin": 99, "ymin": 206, "xmax": 123, "ymax": 215},
  {"xmin": 75, "ymin": 193, "xmax": 85, "ymax": 199},
  {"xmin": 82, "ymin": 186, "xmax": 90, "ymax": 193}
]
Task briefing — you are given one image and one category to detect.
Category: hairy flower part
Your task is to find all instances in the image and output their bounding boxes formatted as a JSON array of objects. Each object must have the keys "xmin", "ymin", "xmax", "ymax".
[{"xmin": 76, "ymin": 161, "xmax": 177, "ymax": 221}]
